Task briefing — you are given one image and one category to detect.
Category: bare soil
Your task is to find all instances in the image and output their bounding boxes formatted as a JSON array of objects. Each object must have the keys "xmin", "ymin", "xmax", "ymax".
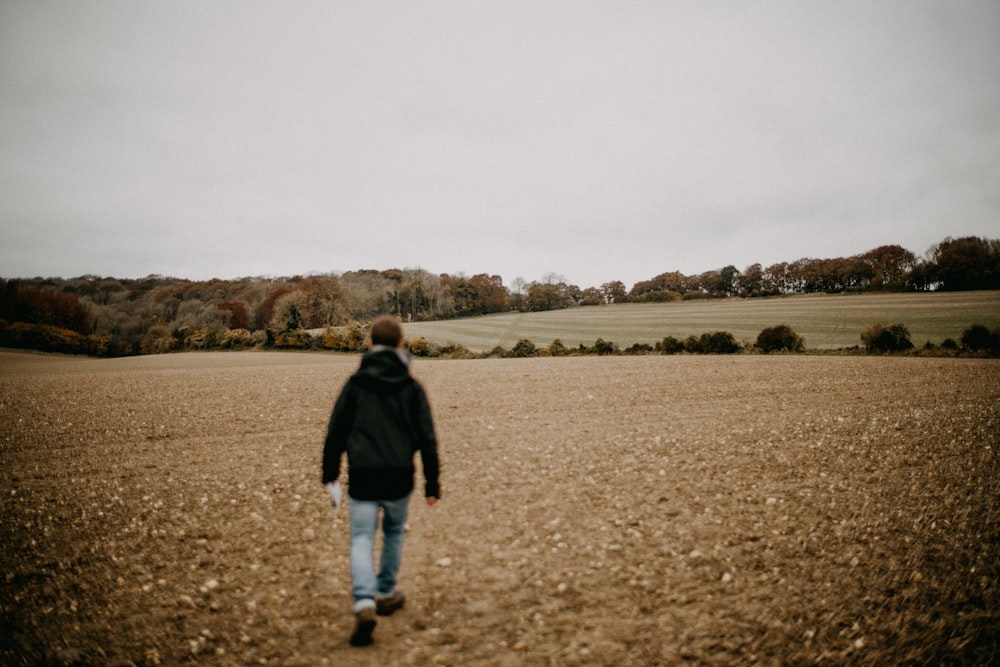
[{"xmin": 1, "ymin": 350, "xmax": 998, "ymax": 666}]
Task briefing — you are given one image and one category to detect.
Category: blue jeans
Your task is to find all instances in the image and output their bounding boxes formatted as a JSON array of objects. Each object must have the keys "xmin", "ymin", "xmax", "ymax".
[{"xmin": 349, "ymin": 495, "xmax": 410, "ymax": 612}]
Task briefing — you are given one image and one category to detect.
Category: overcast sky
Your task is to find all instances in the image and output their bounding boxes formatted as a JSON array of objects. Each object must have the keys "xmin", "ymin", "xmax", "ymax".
[{"xmin": 1, "ymin": 1, "xmax": 998, "ymax": 289}]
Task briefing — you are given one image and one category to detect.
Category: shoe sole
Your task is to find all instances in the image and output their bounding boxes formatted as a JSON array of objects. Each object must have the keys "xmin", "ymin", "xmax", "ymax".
[
  {"xmin": 376, "ymin": 598, "xmax": 405, "ymax": 616},
  {"xmin": 350, "ymin": 617, "xmax": 376, "ymax": 646}
]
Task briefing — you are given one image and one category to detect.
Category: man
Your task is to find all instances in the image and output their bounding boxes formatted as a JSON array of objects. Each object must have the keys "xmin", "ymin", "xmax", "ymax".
[{"xmin": 322, "ymin": 316, "xmax": 441, "ymax": 647}]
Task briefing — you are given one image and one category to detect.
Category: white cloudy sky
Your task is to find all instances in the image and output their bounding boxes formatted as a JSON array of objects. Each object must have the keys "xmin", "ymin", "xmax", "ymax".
[{"xmin": 1, "ymin": 1, "xmax": 998, "ymax": 289}]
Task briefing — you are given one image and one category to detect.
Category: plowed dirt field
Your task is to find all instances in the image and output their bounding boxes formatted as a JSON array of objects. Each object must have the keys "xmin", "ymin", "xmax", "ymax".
[{"xmin": 2, "ymin": 350, "xmax": 998, "ymax": 666}]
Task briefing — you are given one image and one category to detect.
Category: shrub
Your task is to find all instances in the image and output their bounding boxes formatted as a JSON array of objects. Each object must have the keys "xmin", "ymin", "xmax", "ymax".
[
  {"xmin": 321, "ymin": 326, "xmax": 344, "ymax": 350},
  {"xmin": 546, "ymin": 339, "xmax": 569, "ymax": 357},
  {"xmin": 960, "ymin": 324, "xmax": 1000, "ymax": 354},
  {"xmin": 658, "ymin": 336, "xmax": 684, "ymax": 355},
  {"xmin": 270, "ymin": 329, "xmax": 312, "ymax": 349},
  {"xmin": 861, "ymin": 323, "xmax": 913, "ymax": 353},
  {"xmin": 624, "ymin": 343, "xmax": 654, "ymax": 355},
  {"xmin": 408, "ymin": 337, "xmax": 437, "ymax": 357},
  {"xmin": 506, "ymin": 339, "xmax": 538, "ymax": 358},
  {"xmin": 221, "ymin": 328, "xmax": 253, "ymax": 350},
  {"xmin": 250, "ymin": 330, "xmax": 268, "ymax": 348},
  {"xmin": 438, "ymin": 343, "xmax": 476, "ymax": 359},
  {"xmin": 940, "ymin": 337, "xmax": 959, "ymax": 351},
  {"xmin": 686, "ymin": 331, "xmax": 740, "ymax": 354},
  {"xmin": 343, "ymin": 321, "xmax": 368, "ymax": 352},
  {"xmin": 756, "ymin": 324, "xmax": 804, "ymax": 353},
  {"xmin": 703, "ymin": 331, "xmax": 740, "ymax": 354},
  {"xmin": 182, "ymin": 328, "xmax": 207, "ymax": 350},
  {"xmin": 591, "ymin": 338, "xmax": 618, "ymax": 355}
]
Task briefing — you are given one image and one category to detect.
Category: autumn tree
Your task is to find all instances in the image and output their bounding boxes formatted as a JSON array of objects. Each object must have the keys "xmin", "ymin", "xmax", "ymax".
[
  {"xmin": 925, "ymin": 236, "xmax": 1000, "ymax": 291},
  {"xmin": 339, "ymin": 270, "xmax": 393, "ymax": 320},
  {"xmin": 628, "ymin": 271, "xmax": 687, "ymax": 302},
  {"xmin": 255, "ymin": 287, "xmax": 294, "ymax": 330},
  {"xmin": 216, "ymin": 301, "xmax": 250, "ymax": 329},
  {"xmin": 839, "ymin": 256, "xmax": 875, "ymax": 291},
  {"xmin": 715, "ymin": 265, "xmax": 739, "ymax": 297},
  {"xmin": 578, "ymin": 287, "xmax": 604, "ymax": 306},
  {"xmin": 522, "ymin": 273, "xmax": 577, "ymax": 312},
  {"xmin": 392, "ymin": 269, "xmax": 441, "ymax": 321},
  {"xmin": 601, "ymin": 281, "xmax": 627, "ymax": 304},
  {"xmin": 761, "ymin": 262, "xmax": 790, "ymax": 295},
  {"xmin": 0, "ymin": 280, "xmax": 91, "ymax": 333},
  {"xmin": 525, "ymin": 281, "xmax": 558, "ymax": 311},
  {"xmin": 861, "ymin": 245, "xmax": 915, "ymax": 291},
  {"xmin": 270, "ymin": 290, "xmax": 308, "ymax": 332},
  {"xmin": 737, "ymin": 263, "xmax": 764, "ymax": 297},
  {"xmin": 296, "ymin": 275, "xmax": 345, "ymax": 328},
  {"xmin": 470, "ymin": 274, "xmax": 508, "ymax": 314}
]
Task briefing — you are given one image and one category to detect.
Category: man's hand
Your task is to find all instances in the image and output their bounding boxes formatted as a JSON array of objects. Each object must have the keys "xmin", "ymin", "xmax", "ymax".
[
  {"xmin": 426, "ymin": 496, "xmax": 437, "ymax": 507},
  {"xmin": 326, "ymin": 480, "xmax": 342, "ymax": 510}
]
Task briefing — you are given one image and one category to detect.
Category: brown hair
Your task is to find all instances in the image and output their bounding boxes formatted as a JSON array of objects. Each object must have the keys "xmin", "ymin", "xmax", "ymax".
[{"xmin": 370, "ymin": 316, "xmax": 403, "ymax": 347}]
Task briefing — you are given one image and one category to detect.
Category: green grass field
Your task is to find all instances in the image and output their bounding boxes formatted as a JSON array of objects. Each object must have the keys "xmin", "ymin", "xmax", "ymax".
[{"xmin": 403, "ymin": 290, "xmax": 1000, "ymax": 352}]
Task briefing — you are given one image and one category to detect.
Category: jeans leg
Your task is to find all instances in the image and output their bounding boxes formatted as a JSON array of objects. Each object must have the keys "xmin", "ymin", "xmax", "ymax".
[
  {"xmin": 376, "ymin": 495, "xmax": 411, "ymax": 596},
  {"xmin": 349, "ymin": 499, "xmax": 379, "ymax": 611}
]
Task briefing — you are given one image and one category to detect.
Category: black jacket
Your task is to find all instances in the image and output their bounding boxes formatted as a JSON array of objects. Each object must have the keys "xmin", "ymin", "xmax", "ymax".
[{"xmin": 322, "ymin": 348, "xmax": 440, "ymax": 501}]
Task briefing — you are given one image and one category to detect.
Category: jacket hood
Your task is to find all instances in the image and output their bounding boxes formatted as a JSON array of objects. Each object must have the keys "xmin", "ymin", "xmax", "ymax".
[{"xmin": 351, "ymin": 347, "xmax": 413, "ymax": 394}]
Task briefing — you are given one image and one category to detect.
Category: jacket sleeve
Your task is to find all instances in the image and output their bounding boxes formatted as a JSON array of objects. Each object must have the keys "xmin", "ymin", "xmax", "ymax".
[
  {"xmin": 321, "ymin": 383, "xmax": 355, "ymax": 484},
  {"xmin": 413, "ymin": 383, "xmax": 441, "ymax": 498}
]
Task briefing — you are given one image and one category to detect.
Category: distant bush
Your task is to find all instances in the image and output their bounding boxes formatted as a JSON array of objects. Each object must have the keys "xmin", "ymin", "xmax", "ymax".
[
  {"xmin": 545, "ymin": 339, "xmax": 569, "ymax": 357},
  {"xmin": 221, "ymin": 328, "xmax": 254, "ymax": 350},
  {"xmin": 506, "ymin": 339, "xmax": 538, "ymax": 358},
  {"xmin": 657, "ymin": 336, "xmax": 684, "ymax": 355},
  {"xmin": 321, "ymin": 327, "xmax": 344, "ymax": 350},
  {"xmin": 591, "ymin": 338, "xmax": 619, "ymax": 355},
  {"xmin": 407, "ymin": 337, "xmax": 435, "ymax": 357},
  {"xmin": 438, "ymin": 343, "xmax": 476, "ymax": 359},
  {"xmin": 861, "ymin": 323, "xmax": 913, "ymax": 353},
  {"xmin": 961, "ymin": 324, "xmax": 1000, "ymax": 355},
  {"xmin": 685, "ymin": 331, "xmax": 740, "ymax": 354},
  {"xmin": 940, "ymin": 337, "xmax": 959, "ymax": 350},
  {"xmin": 318, "ymin": 322, "xmax": 368, "ymax": 352},
  {"xmin": 756, "ymin": 324, "xmax": 804, "ymax": 353},
  {"xmin": 624, "ymin": 343, "xmax": 654, "ymax": 355},
  {"xmin": 344, "ymin": 321, "xmax": 368, "ymax": 351},
  {"xmin": 270, "ymin": 328, "xmax": 315, "ymax": 349}
]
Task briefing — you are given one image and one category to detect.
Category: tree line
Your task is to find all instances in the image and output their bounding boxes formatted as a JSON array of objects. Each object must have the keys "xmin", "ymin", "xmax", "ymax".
[{"xmin": 0, "ymin": 235, "xmax": 996, "ymax": 357}]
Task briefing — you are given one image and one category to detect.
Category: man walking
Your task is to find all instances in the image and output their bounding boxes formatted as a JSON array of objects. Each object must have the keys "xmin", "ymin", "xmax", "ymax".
[{"xmin": 322, "ymin": 316, "xmax": 441, "ymax": 646}]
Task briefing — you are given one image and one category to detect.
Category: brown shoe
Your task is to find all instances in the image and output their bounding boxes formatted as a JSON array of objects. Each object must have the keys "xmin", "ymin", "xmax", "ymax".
[
  {"xmin": 375, "ymin": 590, "xmax": 406, "ymax": 616},
  {"xmin": 349, "ymin": 607, "xmax": 377, "ymax": 646}
]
